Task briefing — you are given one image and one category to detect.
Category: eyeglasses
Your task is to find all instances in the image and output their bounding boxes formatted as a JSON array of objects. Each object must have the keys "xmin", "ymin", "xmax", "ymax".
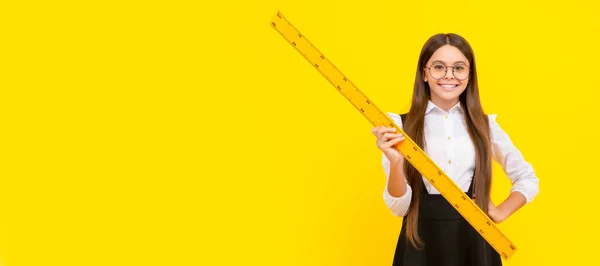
[{"xmin": 424, "ymin": 63, "xmax": 470, "ymax": 81}]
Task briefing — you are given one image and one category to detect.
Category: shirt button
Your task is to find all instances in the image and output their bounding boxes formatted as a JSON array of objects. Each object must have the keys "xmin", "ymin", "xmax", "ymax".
[
  {"xmin": 447, "ymin": 136, "xmax": 451, "ymax": 140},
  {"xmin": 448, "ymin": 160, "xmax": 452, "ymax": 164},
  {"xmin": 445, "ymin": 115, "xmax": 448, "ymax": 119}
]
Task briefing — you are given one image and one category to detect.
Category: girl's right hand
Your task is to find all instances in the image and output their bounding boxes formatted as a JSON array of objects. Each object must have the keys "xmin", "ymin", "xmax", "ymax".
[{"xmin": 371, "ymin": 126, "xmax": 405, "ymax": 163}]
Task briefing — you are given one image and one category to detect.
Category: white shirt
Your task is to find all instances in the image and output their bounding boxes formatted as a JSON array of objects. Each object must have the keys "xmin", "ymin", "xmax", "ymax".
[{"xmin": 382, "ymin": 100, "xmax": 540, "ymax": 217}]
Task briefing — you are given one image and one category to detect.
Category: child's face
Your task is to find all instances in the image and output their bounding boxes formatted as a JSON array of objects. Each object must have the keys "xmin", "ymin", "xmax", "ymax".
[{"xmin": 423, "ymin": 45, "xmax": 470, "ymax": 105}]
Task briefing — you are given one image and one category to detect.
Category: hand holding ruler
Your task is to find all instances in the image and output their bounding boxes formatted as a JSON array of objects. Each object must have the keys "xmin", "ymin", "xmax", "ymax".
[{"xmin": 270, "ymin": 11, "xmax": 517, "ymax": 260}]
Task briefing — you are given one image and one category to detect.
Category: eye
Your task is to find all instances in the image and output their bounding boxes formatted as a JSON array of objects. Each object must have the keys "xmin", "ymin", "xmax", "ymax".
[
  {"xmin": 433, "ymin": 64, "xmax": 445, "ymax": 70},
  {"xmin": 454, "ymin": 64, "xmax": 467, "ymax": 71}
]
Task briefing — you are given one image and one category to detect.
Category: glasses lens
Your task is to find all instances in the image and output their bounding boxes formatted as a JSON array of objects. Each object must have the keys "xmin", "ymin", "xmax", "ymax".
[
  {"xmin": 430, "ymin": 63, "xmax": 447, "ymax": 79},
  {"xmin": 453, "ymin": 64, "xmax": 469, "ymax": 80}
]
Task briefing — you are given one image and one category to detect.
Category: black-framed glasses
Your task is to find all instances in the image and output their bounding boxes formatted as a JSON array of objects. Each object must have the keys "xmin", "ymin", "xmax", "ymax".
[{"xmin": 424, "ymin": 63, "xmax": 470, "ymax": 81}]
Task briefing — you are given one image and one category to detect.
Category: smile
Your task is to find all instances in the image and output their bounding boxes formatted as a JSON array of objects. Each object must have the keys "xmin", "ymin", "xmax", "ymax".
[{"xmin": 438, "ymin": 83, "xmax": 459, "ymax": 91}]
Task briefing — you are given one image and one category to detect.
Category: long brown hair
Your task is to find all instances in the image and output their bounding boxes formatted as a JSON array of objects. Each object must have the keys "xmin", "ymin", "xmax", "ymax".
[{"xmin": 402, "ymin": 33, "xmax": 492, "ymax": 249}]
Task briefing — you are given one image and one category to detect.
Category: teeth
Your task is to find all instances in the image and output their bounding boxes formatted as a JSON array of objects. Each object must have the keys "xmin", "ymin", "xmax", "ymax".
[{"xmin": 441, "ymin": 84, "xmax": 456, "ymax": 88}]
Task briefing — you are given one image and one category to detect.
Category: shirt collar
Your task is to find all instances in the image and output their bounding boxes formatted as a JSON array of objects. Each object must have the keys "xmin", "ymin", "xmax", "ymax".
[{"xmin": 426, "ymin": 100, "xmax": 463, "ymax": 115}]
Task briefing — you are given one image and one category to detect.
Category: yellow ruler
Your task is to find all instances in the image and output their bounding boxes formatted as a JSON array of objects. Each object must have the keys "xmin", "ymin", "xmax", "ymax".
[{"xmin": 270, "ymin": 11, "xmax": 517, "ymax": 260}]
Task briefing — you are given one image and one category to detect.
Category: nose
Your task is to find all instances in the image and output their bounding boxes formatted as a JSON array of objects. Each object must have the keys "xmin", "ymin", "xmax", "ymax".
[{"xmin": 444, "ymin": 67, "xmax": 454, "ymax": 79}]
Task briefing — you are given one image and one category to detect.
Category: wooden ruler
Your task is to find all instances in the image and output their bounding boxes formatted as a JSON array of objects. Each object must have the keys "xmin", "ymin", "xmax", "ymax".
[{"xmin": 270, "ymin": 11, "xmax": 517, "ymax": 260}]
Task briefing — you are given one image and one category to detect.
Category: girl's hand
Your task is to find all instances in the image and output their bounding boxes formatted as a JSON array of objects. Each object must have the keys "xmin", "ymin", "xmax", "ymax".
[
  {"xmin": 474, "ymin": 197, "xmax": 508, "ymax": 224},
  {"xmin": 371, "ymin": 126, "xmax": 405, "ymax": 164},
  {"xmin": 487, "ymin": 201, "xmax": 508, "ymax": 224}
]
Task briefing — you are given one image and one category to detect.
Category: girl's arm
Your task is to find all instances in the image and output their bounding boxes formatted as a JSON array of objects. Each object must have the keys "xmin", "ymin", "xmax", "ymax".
[
  {"xmin": 488, "ymin": 191, "xmax": 527, "ymax": 223},
  {"xmin": 487, "ymin": 114, "xmax": 540, "ymax": 223},
  {"xmin": 382, "ymin": 112, "xmax": 412, "ymax": 217},
  {"xmin": 382, "ymin": 153, "xmax": 412, "ymax": 217}
]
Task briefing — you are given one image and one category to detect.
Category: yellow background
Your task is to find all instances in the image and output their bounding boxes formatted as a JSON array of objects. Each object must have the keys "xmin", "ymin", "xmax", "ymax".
[{"xmin": 1, "ymin": 0, "xmax": 599, "ymax": 265}]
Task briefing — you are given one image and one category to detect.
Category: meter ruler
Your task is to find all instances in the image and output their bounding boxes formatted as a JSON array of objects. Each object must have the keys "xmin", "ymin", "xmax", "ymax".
[{"xmin": 270, "ymin": 11, "xmax": 517, "ymax": 260}]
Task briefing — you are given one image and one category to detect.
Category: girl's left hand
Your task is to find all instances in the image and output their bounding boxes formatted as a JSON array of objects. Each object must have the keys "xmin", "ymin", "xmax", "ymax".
[
  {"xmin": 473, "ymin": 198, "xmax": 507, "ymax": 224},
  {"xmin": 486, "ymin": 201, "xmax": 507, "ymax": 224}
]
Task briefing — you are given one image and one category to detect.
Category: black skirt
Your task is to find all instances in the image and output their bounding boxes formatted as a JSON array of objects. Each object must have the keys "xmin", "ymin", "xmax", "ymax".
[{"xmin": 392, "ymin": 182, "xmax": 502, "ymax": 266}]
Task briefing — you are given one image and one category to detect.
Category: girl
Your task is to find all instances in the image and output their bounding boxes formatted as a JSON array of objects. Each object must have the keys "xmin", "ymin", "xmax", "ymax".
[{"xmin": 371, "ymin": 33, "xmax": 539, "ymax": 266}]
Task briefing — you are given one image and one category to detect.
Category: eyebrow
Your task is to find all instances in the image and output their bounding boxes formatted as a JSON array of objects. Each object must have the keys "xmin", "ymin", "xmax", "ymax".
[{"xmin": 431, "ymin": 60, "xmax": 468, "ymax": 65}]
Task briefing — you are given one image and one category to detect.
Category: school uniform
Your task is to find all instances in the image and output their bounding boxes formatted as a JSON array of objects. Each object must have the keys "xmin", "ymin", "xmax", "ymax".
[{"xmin": 381, "ymin": 101, "xmax": 539, "ymax": 266}]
